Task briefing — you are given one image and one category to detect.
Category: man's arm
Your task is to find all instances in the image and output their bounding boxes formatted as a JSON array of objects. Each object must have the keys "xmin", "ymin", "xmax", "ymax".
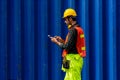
[{"xmin": 59, "ymin": 28, "xmax": 77, "ymax": 50}]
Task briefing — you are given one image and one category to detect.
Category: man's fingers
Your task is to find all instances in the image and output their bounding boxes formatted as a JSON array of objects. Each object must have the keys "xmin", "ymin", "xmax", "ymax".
[
  {"xmin": 54, "ymin": 36, "xmax": 58, "ymax": 38},
  {"xmin": 54, "ymin": 36, "xmax": 61, "ymax": 39},
  {"xmin": 51, "ymin": 37, "xmax": 57, "ymax": 43}
]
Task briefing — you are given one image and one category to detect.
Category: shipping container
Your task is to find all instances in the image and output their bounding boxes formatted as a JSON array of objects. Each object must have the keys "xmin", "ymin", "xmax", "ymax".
[{"xmin": 0, "ymin": 0, "xmax": 120, "ymax": 80}]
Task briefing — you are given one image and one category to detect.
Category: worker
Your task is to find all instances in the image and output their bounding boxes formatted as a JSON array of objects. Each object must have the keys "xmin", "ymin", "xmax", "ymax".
[{"xmin": 50, "ymin": 8, "xmax": 86, "ymax": 80}]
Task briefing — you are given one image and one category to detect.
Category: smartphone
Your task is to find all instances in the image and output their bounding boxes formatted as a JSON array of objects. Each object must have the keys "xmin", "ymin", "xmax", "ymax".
[{"xmin": 48, "ymin": 35, "xmax": 53, "ymax": 38}]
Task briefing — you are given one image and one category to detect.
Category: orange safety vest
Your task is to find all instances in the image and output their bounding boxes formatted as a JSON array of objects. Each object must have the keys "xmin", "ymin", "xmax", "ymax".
[{"xmin": 62, "ymin": 26, "xmax": 86, "ymax": 58}]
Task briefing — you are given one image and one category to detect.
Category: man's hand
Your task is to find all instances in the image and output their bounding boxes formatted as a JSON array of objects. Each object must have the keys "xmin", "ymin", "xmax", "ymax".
[
  {"xmin": 54, "ymin": 36, "xmax": 64, "ymax": 43},
  {"xmin": 50, "ymin": 37, "xmax": 61, "ymax": 45},
  {"xmin": 48, "ymin": 35, "xmax": 62, "ymax": 45},
  {"xmin": 51, "ymin": 37, "xmax": 58, "ymax": 43}
]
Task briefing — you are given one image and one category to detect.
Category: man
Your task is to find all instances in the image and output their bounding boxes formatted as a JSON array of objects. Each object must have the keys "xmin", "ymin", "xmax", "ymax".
[{"xmin": 50, "ymin": 8, "xmax": 86, "ymax": 80}]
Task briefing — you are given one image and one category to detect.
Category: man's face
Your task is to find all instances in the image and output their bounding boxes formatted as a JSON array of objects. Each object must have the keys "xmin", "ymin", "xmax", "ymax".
[{"xmin": 64, "ymin": 18, "xmax": 70, "ymax": 26}]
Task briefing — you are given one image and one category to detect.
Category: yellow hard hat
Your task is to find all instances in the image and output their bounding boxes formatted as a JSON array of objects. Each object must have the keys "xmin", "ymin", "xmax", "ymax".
[{"xmin": 63, "ymin": 8, "xmax": 77, "ymax": 18}]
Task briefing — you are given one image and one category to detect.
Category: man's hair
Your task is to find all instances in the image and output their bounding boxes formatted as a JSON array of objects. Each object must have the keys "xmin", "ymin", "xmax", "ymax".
[{"xmin": 67, "ymin": 16, "xmax": 76, "ymax": 21}]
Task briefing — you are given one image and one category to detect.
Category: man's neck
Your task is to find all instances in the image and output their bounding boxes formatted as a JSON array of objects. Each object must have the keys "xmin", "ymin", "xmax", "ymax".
[{"xmin": 68, "ymin": 21, "xmax": 77, "ymax": 29}]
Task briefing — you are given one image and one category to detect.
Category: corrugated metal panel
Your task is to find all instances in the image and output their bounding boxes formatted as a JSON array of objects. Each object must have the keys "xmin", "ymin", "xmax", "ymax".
[{"xmin": 0, "ymin": 0, "xmax": 119, "ymax": 80}]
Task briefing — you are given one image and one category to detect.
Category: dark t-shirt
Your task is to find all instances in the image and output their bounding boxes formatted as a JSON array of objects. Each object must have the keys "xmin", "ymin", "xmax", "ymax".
[{"xmin": 59, "ymin": 26, "xmax": 78, "ymax": 54}]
